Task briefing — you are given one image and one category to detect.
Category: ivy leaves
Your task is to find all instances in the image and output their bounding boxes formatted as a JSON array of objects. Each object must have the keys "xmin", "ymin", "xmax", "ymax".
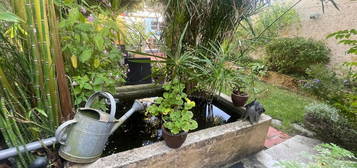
[{"xmin": 147, "ymin": 79, "xmax": 198, "ymax": 134}]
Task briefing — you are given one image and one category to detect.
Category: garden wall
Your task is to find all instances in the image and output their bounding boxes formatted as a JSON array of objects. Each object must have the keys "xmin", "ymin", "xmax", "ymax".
[{"xmin": 281, "ymin": 0, "xmax": 357, "ymax": 70}]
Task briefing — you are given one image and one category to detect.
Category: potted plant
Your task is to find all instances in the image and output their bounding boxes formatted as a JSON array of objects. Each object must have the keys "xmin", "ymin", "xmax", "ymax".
[
  {"xmin": 147, "ymin": 79, "xmax": 198, "ymax": 148},
  {"xmin": 231, "ymin": 84, "xmax": 249, "ymax": 107}
]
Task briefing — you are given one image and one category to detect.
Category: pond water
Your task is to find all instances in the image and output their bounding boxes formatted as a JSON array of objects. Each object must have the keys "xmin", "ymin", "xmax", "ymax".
[{"xmin": 102, "ymin": 98, "xmax": 238, "ymax": 156}]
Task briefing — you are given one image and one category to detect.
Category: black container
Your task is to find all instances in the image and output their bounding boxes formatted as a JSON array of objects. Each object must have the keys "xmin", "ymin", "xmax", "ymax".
[{"xmin": 125, "ymin": 58, "xmax": 152, "ymax": 85}]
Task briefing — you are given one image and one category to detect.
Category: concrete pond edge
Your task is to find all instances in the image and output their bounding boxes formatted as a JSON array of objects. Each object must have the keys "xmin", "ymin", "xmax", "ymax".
[{"xmin": 69, "ymin": 92, "xmax": 272, "ymax": 168}]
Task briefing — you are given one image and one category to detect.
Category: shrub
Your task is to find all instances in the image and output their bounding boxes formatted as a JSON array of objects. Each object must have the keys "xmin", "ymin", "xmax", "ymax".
[
  {"xmin": 302, "ymin": 64, "xmax": 345, "ymax": 103},
  {"xmin": 304, "ymin": 103, "xmax": 357, "ymax": 152},
  {"xmin": 302, "ymin": 64, "xmax": 356, "ymax": 127},
  {"xmin": 265, "ymin": 37, "xmax": 330, "ymax": 75}
]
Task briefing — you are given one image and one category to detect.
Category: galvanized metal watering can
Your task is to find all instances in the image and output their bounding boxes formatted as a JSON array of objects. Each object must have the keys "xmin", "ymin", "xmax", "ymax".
[{"xmin": 55, "ymin": 92, "xmax": 145, "ymax": 163}]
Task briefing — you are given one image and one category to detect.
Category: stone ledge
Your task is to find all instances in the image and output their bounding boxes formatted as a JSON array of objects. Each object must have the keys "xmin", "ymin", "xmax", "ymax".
[{"xmin": 70, "ymin": 114, "xmax": 271, "ymax": 168}]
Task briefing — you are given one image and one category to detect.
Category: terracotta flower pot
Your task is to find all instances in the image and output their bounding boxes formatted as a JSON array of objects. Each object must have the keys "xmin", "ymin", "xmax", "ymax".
[
  {"xmin": 162, "ymin": 126, "xmax": 188, "ymax": 148},
  {"xmin": 231, "ymin": 91, "xmax": 249, "ymax": 107}
]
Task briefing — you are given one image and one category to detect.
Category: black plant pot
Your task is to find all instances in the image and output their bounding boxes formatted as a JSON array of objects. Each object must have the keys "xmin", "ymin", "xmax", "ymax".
[
  {"xmin": 162, "ymin": 126, "xmax": 187, "ymax": 149},
  {"xmin": 231, "ymin": 91, "xmax": 249, "ymax": 107}
]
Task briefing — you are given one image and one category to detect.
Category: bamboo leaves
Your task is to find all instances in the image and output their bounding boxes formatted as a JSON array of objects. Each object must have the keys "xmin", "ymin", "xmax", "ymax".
[
  {"xmin": 0, "ymin": 6, "xmax": 23, "ymax": 23},
  {"xmin": 0, "ymin": 0, "xmax": 65, "ymax": 166}
]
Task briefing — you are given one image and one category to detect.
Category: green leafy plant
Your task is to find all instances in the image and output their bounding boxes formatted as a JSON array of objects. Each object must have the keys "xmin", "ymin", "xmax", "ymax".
[
  {"xmin": 60, "ymin": 6, "xmax": 127, "ymax": 108},
  {"xmin": 194, "ymin": 42, "xmax": 247, "ymax": 97},
  {"xmin": 327, "ymin": 29, "xmax": 357, "ymax": 115},
  {"xmin": 265, "ymin": 37, "xmax": 330, "ymax": 76},
  {"xmin": 328, "ymin": 29, "xmax": 357, "ymax": 57},
  {"xmin": 302, "ymin": 64, "xmax": 345, "ymax": 104},
  {"xmin": 147, "ymin": 79, "xmax": 198, "ymax": 134},
  {"xmin": 278, "ymin": 143, "xmax": 356, "ymax": 168},
  {"xmin": 302, "ymin": 64, "xmax": 356, "ymax": 131},
  {"xmin": 161, "ymin": 0, "xmax": 269, "ymax": 57},
  {"xmin": 72, "ymin": 71, "xmax": 124, "ymax": 109},
  {"xmin": 304, "ymin": 103, "xmax": 357, "ymax": 152},
  {"xmin": 249, "ymin": 62, "xmax": 268, "ymax": 77},
  {"xmin": 125, "ymin": 20, "xmax": 151, "ymax": 51}
]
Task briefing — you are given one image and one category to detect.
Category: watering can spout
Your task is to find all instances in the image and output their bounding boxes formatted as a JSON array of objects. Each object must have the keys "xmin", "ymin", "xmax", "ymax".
[{"xmin": 110, "ymin": 100, "xmax": 148, "ymax": 135}]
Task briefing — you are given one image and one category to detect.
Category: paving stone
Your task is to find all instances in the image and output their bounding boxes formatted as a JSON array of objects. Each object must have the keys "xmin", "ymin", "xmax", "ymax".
[
  {"xmin": 264, "ymin": 127, "xmax": 290, "ymax": 148},
  {"xmin": 237, "ymin": 135, "xmax": 321, "ymax": 168},
  {"xmin": 271, "ymin": 119, "xmax": 282, "ymax": 127},
  {"xmin": 292, "ymin": 123, "xmax": 316, "ymax": 137}
]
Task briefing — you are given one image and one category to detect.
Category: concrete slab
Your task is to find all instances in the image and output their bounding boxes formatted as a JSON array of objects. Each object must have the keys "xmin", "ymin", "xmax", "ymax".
[
  {"xmin": 263, "ymin": 135, "xmax": 321, "ymax": 163},
  {"xmin": 232, "ymin": 135, "xmax": 321, "ymax": 168}
]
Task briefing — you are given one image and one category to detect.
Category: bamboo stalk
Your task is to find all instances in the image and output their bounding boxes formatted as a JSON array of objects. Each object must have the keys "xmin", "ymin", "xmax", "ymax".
[
  {"xmin": 48, "ymin": 0, "xmax": 73, "ymax": 122},
  {"xmin": 44, "ymin": 0, "xmax": 61, "ymax": 126},
  {"xmin": 33, "ymin": 0, "xmax": 54, "ymax": 128},
  {"xmin": 24, "ymin": 0, "xmax": 44, "ymax": 109}
]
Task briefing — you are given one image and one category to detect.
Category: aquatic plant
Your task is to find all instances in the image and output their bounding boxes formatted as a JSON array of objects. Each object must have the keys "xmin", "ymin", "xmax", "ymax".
[{"xmin": 147, "ymin": 79, "xmax": 198, "ymax": 134}]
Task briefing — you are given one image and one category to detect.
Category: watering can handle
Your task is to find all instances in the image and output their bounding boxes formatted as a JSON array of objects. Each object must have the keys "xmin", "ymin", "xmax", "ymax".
[
  {"xmin": 85, "ymin": 92, "xmax": 116, "ymax": 122},
  {"xmin": 55, "ymin": 120, "xmax": 77, "ymax": 145}
]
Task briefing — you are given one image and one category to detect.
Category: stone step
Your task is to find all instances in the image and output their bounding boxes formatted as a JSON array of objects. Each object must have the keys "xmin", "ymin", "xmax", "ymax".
[{"xmin": 228, "ymin": 135, "xmax": 321, "ymax": 168}]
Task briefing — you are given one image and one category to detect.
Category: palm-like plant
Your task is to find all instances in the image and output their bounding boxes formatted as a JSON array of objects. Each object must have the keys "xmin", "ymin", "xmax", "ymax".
[{"xmin": 161, "ymin": 0, "xmax": 269, "ymax": 56}]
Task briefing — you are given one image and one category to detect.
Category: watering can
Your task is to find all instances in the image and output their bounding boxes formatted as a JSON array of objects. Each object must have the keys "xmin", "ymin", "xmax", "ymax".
[{"xmin": 55, "ymin": 92, "xmax": 146, "ymax": 163}]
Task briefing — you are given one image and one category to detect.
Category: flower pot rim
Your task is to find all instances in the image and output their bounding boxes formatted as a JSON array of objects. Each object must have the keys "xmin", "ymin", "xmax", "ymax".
[
  {"xmin": 231, "ymin": 92, "xmax": 249, "ymax": 97},
  {"xmin": 162, "ymin": 125, "xmax": 188, "ymax": 136}
]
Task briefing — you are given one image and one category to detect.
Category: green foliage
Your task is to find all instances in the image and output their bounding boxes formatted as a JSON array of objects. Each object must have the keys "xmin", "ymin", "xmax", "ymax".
[
  {"xmin": 236, "ymin": 2, "xmax": 300, "ymax": 45},
  {"xmin": 328, "ymin": 29, "xmax": 357, "ymax": 57},
  {"xmin": 60, "ymin": 6, "xmax": 126, "ymax": 107},
  {"xmin": 194, "ymin": 42, "xmax": 247, "ymax": 97},
  {"xmin": 302, "ymin": 64, "xmax": 345, "ymax": 104},
  {"xmin": 265, "ymin": 37, "xmax": 330, "ymax": 75},
  {"xmin": 226, "ymin": 81, "xmax": 317, "ymax": 131},
  {"xmin": 305, "ymin": 103, "xmax": 341, "ymax": 122},
  {"xmin": 147, "ymin": 79, "xmax": 198, "ymax": 134},
  {"xmin": 256, "ymin": 3, "xmax": 299, "ymax": 37},
  {"xmin": 0, "ymin": 6, "xmax": 23, "ymax": 23},
  {"xmin": 302, "ymin": 64, "xmax": 356, "ymax": 128},
  {"xmin": 304, "ymin": 103, "xmax": 357, "ymax": 152},
  {"xmin": 0, "ymin": 0, "xmax": 63, "ymax": 166},
  {"xmin": 278, "ymin": 143, "xmax": 357, "ymax": 168},
  {"xmin": 125, "ymin": 21, "xmax": 151, "ymax": 51},
  {"xmin": 162, "ymin": 0, "xmax": 269, "ymax": 61},
  {"xmin": 249, "ymin": 62, "xmax": 268, "ymax": 77},
  {"xmin": 230, "ymin": 2, "xmax": 300, "ymax": 63},
  {"xmin": 72, "ymin": 71, "xmax": 124, "ymax": 109},
  {"xmin": 327, "ymin": 29, "xmax": 357, "ymax": 114}
]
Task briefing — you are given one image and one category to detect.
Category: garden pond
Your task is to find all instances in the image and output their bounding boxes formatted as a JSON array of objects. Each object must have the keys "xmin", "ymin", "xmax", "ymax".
[{"xmin": 103, "ymin": 97, "xmax": 241, "ymax": 156}]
